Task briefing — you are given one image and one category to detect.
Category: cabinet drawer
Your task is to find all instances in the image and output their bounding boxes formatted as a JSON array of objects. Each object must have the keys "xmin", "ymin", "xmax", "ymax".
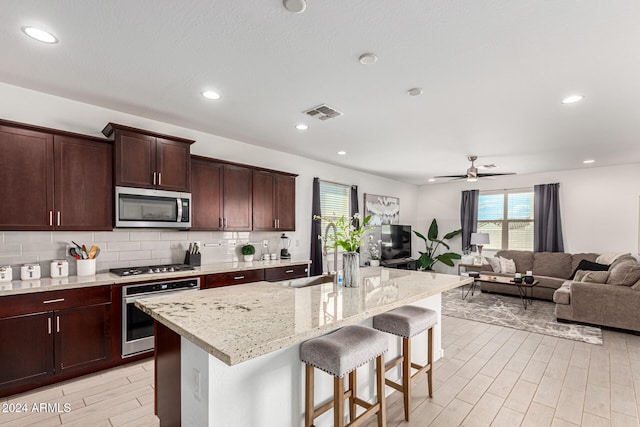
[
  {"xmin": 205, "ymin": 269, "xmax": 265, "ymax": 288},
  {"xmin": 264, "ymin": 264, "xmax": 309, "ymax": 282},
  {"xmin": 0, "ymin": 286, "xmax": 111, "ymax": 318}
]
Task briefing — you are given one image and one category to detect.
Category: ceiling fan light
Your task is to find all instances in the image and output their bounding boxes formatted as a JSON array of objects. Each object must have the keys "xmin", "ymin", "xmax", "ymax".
[{"xmin": 467, "ymin": 177, "xmax": 478, "ymax": 182}]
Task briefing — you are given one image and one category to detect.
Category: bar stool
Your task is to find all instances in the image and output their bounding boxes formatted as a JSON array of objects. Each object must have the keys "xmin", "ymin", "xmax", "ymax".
[
  {"xmin": 373, "ymin": 306, "xmax": 437, "ymax": 421},
  {"xmin": 300, "ymin": 325, "xmax": 388, "ymax": 427}
]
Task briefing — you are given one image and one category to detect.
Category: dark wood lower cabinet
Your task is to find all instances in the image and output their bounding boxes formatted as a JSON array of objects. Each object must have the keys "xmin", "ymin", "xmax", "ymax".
[
  {"xmin": 264, "ymin": 264, "xmax": 309, "ymax": 281},
  {"xmin": 56, "ymin": 303, "xmax": 112, "ymax": 375},
  {"xmin": 0, "ymin": 287, "xmax": 114, "ymax": 398},
  {"xmin": 0, "ymin": 312, "xmax": 53, "ymax": 390}
]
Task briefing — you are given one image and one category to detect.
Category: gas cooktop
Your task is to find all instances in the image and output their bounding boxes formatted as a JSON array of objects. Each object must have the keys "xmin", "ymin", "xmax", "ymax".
[{"xmin": 110, "ymin": 263, "xmax": 195, "ymax": 277}]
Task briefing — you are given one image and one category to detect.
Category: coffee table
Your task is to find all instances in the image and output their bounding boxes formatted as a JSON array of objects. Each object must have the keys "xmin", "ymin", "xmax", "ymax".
[{"xmin": 473, "ymin": 274, "xmax": 539, "ymax": 309}]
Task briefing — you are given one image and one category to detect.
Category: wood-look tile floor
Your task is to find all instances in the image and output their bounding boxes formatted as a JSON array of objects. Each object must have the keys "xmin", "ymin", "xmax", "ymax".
[{"xmin": 3, "ymin": 315, "xmax": 640, "ymax": 426}]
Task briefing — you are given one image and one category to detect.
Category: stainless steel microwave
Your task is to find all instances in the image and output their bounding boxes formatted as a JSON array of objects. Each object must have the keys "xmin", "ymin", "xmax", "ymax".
[{"xmin": 115, "ymin": 186, "xmax": 191, "ymax": 229}]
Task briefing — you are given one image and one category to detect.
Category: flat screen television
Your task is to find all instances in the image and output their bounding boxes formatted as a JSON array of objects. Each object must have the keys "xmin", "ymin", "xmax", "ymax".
[{"xmin": 381, "ymin": 224, "xmax": 412, "ymax": 261}]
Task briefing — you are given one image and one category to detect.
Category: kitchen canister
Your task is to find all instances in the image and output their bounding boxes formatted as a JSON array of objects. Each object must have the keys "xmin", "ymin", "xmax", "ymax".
[
  {"xmin": 0, "ymin": 266, "xmax": 12, "ymax": 283},
  {"xmin": 21, "ymin": 263, "xmax": 41, "ymax": 281},
  {"xmin": 50, "ymin": 259, "xmax": 69, "ymax": 278},
  {"xmin": 77, "ymin": 259, "xmax": 96, "ymax": 276}
]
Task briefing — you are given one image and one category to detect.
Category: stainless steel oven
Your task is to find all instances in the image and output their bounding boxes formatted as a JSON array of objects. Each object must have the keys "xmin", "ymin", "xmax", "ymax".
[{"xmin": 122, "ymin": 277, "xmax": 200, "ymax": 357}]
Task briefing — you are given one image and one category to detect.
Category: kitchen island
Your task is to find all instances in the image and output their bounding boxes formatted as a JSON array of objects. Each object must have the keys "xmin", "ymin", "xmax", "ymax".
[{"xmin": 136, "ymin": 267, "xmax": 471, "ymax": 427}]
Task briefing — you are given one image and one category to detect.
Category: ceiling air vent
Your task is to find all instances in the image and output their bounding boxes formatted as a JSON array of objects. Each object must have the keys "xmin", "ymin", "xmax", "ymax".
[{"xmin": 303, "ymin": 104, "xmax": 343, "ymax": 121}]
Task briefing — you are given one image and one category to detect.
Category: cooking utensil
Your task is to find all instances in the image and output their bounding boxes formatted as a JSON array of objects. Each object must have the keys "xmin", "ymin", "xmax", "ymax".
[
  {"xmin": 94, "ymin": 248, "xmax": 101, "ymax": 259},
  {"xmin": 69, "ymin": 248, "xmax": 81, "ymax": 260},
  {"xmin": 82, "ymin": 245, "xmax": 88, "ymax": 258},
  {"xmin": 89, "ymin": 246, "xmax": 98, "ymax": 259}
]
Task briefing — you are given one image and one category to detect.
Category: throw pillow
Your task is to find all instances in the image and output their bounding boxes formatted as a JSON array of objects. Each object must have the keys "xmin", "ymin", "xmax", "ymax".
[
  {"xmin": 499, "ymin": 257, "xmax": 516, "ymax": 274},
  {"xmin": 569, "ymin": 260, "xmax": 609, "ymax": 280},
  {"xmin": 486, "ymin": 257, "xmax": 501, "ymax": 273},
  {"xmin": 607, "ymin": 261, "xmax": 640, "ymax": 285},
  {"xmin": 580, "ymin": 271, "xmax": 609, "ymax": 283},
  {"xmin": 573, "ymin": 270, "xmax": 587, "ymax": 282}
]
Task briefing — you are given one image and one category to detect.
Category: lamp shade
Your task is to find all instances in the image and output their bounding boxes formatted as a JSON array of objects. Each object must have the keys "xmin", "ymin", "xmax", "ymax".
[{"xmin": 470, "ymin": 232, "xmax": 490, "ymax": 246}]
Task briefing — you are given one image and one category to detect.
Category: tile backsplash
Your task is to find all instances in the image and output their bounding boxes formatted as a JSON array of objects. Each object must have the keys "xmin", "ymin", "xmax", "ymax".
[{"xmin": 0, "ymin": 230, "xmax": 297, "ymax": 280}]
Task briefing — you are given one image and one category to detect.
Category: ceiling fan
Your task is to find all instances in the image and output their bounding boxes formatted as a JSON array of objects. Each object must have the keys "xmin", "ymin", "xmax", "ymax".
[{"xmin": 435, "ymin": 156, "xmax": 515, "ymax": 182}]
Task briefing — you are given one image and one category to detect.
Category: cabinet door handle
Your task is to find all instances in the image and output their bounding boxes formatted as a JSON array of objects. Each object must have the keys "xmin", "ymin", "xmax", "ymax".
[
  {"xmin": 285, "ymin": 270, "xmax": 294, "ymax": 273},
  {"xmin": 57, "ymin": 211, "xmax": 61, "ymax": 226},
  {"xmin": 219, "ymin": 217, "xmax": 222, "ymax": 228},
  {"xmin": 47, "ymin": 317, "xmax": 52, "ymax": 334},
  {"xmin": 224, "ymin": 218, "xmax": 228, "ymax": 228},
  {"xmin": 43, "ymin": 298, "xmax": 65, "ymax": 304},
  {"xmin": 158, "ymin": 172, "xmax": 162, "ymax": 185},
  {"xmin": 49, "ymin": 211, "xmax": 53, "ymax": 227},
  {"xmin": 153, "ymin": 172, "xmax": 157, "ymax": 185},
  {"xmin": 56, "ymin": 316, "xmax": 60, "ymax": 333},
  {"xmin": 234, "ymin": 276, "xmax": 245, "ymax": 280}
]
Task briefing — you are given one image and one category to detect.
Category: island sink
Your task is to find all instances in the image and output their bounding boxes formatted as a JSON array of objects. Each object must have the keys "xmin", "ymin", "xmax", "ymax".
[{"xmin": 277, "ymin": 273, "xmax": 336, "ymax": 288}]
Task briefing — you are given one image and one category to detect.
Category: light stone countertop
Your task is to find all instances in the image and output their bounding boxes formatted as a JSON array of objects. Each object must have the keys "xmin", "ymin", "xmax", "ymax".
[
  {"xmin": 135, "ymin": 267, "xmax": 472, "ymax": 366},
  {"xmin": 0, "ymin": 259, "xmax": 311, "ymax": 296}
]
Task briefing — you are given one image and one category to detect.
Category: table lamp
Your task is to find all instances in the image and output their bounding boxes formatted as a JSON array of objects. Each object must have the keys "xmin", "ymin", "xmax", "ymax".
[{"xmin": 470, "ymin": 233, "xmax": 490, "ymax": 265}]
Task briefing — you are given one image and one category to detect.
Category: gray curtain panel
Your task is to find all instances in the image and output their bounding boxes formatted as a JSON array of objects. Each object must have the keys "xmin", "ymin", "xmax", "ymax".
[
  {"xmin": 534, "ymin": 183, "xmax": 565, "ymax": 252},
  {"xmin": 310, "ymin": 178, "xmax": 323, "ymax": 276},
  {"xmin": 350, "ymin": 185, "xmax": 359, "ymax": 226},
  {"xmin": 460, "ymin": 189, "xmax": 479, "ymax": 252},
  {"xmin": 350, "ymin": 185, "xmax": 359, "ymax": 253}
]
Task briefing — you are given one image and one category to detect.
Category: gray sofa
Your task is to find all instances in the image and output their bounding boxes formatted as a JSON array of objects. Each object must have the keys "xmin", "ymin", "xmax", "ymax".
[
  {"xmin": 479, "ymin": 250, "xmax": 599, "ymax": 301},
  {"xmin": 554, "ymin": 255, "xmax": 640, "ymax": 332}
]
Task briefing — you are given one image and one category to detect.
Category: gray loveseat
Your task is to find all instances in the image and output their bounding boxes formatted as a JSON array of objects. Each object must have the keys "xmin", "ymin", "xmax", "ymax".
[
  {"xmin": 553, "ymin": 255, "xmax": 640, "ymax": 332},
  {"xmin": 479, "ymin": 250, "xmax": 599, "ymax": 301}
]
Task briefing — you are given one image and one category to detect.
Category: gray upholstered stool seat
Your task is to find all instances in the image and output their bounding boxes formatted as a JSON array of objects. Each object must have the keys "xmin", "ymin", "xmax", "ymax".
[
  {"xmin": 373, "ymin": 305, "xmax": 437, "ymax": 338},
  {"xmin": 373, "ymin": 306, "xmax": 437, "ymax": 422},
  {"xmin": 300, "ymin": 325, "xmax": 388, "ymax": 378},
  {"xmin": 300, "ymin": 325, "xmax": 388, "ymax": 427}
]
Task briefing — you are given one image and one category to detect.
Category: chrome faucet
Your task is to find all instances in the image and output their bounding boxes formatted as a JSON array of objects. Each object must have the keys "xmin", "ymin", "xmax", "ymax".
[{"xmin": 323, "ymin": 221, "xmax": 338, "ymax": 281}]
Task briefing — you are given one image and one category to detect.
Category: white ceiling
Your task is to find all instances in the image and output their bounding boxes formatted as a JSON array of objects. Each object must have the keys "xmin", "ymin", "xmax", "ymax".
[{"xmin": 1, "ymin": 0, "xmax": 640, "ymax": 185}]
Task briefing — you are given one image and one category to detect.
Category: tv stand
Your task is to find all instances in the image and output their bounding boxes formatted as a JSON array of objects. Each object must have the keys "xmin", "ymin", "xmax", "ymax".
[{"xmin": 381, "ymin": 258, "xmax": 417, "ymax": 270}]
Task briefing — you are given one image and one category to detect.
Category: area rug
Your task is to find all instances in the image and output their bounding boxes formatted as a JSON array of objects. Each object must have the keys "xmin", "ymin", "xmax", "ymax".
[{"xmin": 442, "ymin": 288, "xmax": 603, "ymax": 345}]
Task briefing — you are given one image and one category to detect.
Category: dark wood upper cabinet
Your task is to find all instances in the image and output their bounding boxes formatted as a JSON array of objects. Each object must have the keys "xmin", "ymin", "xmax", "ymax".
[
  {"xmin": 54, "ymin": 135, "xmax": 113, "ymax": 231},
  {"xmin": 0, "ymin": 120, "xmax": 112, "ymax": 231},
  {"xmin": 191, "ymin": 158, "xmax": 223, "ymax": 230},
  {"xmin": 191, "ymin": 155, "xmax": 296, "ymax": 231},
  {"xmin": 103, "ymin": 123, "xmax": 194, "ymax": 192},
  {"xmin": 0, "ymin": 124, "xmax": 54, "ymax": 230},
  {"xmin": 223, "ymin": 164, "xmax": 253, "ymax": 231},
  {"xmin": 252, "ymin": 171, "xmax": 276, "ymax": 230},
  {"xmin": 275, "ymin": 174, "xmax": 296, "ymax": 231},
  {"xmin": 252, "ymin": 171, "xmax": 296, "ymax": 231}
]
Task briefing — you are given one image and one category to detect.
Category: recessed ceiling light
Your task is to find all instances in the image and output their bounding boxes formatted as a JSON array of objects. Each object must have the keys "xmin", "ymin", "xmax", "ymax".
[
  {"xmin": 22, "ymin": 26, "xmax": 58, "ymax": 44},
  {"xmin": 295, "ymin": 124, "xmax": 308, "ymax": 130},
  {"xmin": 201, "ymin": 90, "xmax": 221, "ymax": 100},
  {"xmin": 359, "ymin": 53, "xmax": 378, "ymax": 65},
  {"xmin": 283, "ymin": 0, "xmax": 306, "ymax": 13},
  {"xmin": 428, "ymin": 178, "xmax": 436, "ymax": 182},
  {"xmin": 583, "ymin": 159, "xmax": 595, "ymax": 164},
  {"xmin": 407, "ymin": 88, "xmax": 423, "ymax": 97},
  {"xmin": 561, "ymin": 95, "xmax": 584, "ymax": 104},
  {"xmin": 337, "ymin": 150, "xmax": 347, "ymax": 156}
]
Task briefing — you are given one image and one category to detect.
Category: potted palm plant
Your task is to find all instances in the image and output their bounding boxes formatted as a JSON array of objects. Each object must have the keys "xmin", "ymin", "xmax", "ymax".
[{"xmin": 414, "ymin": 219, "xmax": 462, "ymax": 270}]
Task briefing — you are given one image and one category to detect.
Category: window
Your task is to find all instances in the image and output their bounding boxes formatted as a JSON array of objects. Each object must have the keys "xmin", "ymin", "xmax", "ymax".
[
  {"xmin": 477, "ymin": 190, "xmax": 534, "ymax": 250},
  {"xmin": 319, "ymin": 180, "xmax": 351, "ymax": 253}
]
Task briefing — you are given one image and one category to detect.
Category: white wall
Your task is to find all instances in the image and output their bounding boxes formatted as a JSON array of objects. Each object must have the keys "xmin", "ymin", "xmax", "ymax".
[
  {"xmin": 417, "ymin": 163, "xmax": 640, "ymax": 273},
  {"xmin": 0, "ymin": 82, "xmax": 419, "ymax": 278}
]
